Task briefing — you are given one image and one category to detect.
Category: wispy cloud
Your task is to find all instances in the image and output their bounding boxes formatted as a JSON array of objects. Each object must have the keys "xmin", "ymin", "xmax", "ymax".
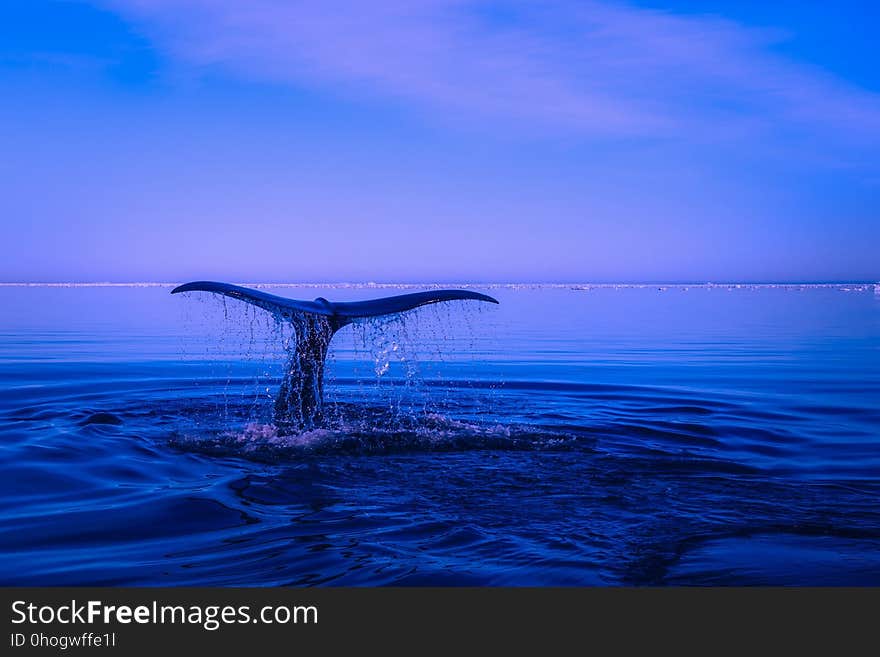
[{"xmin": 103, "ymin": 0, "xmax": 880, "ymax": 143}]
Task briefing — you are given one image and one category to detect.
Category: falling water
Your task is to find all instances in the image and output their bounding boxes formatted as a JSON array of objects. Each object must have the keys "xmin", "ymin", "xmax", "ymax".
[{"xmin": 169, "ymin": 290, "xmax": 507, "ymax": 457}]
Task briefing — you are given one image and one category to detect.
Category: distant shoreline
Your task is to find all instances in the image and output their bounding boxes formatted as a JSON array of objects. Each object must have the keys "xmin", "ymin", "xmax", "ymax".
[{"xmin": 0, "ymin": 282, "xmax": 877, "ymax": 290}]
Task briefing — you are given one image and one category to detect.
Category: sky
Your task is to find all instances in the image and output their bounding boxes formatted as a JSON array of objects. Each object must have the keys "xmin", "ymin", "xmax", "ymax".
[{"xmin": 1, "ymin": 0, "xmax": 878, "ymax": 283}]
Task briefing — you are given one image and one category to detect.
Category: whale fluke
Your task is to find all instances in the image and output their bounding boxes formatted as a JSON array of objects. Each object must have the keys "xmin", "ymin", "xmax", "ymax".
[
  {"xmin": 172, "ymin": 281, "xmax": 498, "ymax": 429},
  {"xmin": 171, "ymin": 281, "xmax": 497, "ymax": 325}
]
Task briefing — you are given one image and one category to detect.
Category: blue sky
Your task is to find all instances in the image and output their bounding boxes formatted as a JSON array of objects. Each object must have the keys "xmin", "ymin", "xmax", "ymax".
[{"xmin": 1, "ymin": 0, "xmax": 878, "ymax": 282}]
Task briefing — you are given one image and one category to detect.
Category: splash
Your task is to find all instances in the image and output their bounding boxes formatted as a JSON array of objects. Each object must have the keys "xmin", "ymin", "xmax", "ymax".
[
  {"xmin": 169, "ymin": 411, "xmax": 582, "ymax": 460},
  {"xmin": 175, "ymin": 286, "xmax": 501, "ymax": 450},
  {"xmin": 172, "ymin": 282, "xmax": 498, "ymax": 432}
]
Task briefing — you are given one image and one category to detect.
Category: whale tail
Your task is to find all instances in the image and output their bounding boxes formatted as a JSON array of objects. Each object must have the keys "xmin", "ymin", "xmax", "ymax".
[{"xmin": 171, "ymin": 281, "xmax": 498, "ymax": 429}]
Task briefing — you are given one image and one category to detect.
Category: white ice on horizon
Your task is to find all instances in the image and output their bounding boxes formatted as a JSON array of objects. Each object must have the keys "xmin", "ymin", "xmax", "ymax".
[{"xmin": 0, "ymin": 281, "xmax": 877, "ymax": 292}]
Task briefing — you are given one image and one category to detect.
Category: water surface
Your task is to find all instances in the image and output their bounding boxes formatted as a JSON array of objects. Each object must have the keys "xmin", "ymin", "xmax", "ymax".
[{"xmin": 1, "ymin": 283, "xmax": 878, "ymax": 585}]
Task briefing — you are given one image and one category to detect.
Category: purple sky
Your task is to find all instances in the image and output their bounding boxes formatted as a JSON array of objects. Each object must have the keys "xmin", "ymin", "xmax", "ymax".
[{"xmin": 1, "ymin": 0, "xmax": 878, "ymax": 282}]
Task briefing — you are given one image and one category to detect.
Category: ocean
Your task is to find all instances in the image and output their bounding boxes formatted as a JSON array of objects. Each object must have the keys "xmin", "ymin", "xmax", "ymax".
[{"xmin": 1, "ymin": 283, "xmax": 878, "ymax": 585}]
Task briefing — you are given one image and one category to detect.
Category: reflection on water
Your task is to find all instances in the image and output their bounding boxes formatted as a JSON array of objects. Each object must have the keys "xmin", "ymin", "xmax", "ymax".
[{"xmin": 0, "ymin": 284, "xmax": 878, "ymax": 585}]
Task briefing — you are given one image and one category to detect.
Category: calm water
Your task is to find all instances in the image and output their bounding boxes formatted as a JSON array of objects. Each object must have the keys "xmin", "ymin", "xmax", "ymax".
[{"xmin": 1, "ymin": 284, "xmax": 879, "ymax": 585}]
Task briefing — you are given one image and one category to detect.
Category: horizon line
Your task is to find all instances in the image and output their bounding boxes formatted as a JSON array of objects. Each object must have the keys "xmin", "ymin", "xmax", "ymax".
[{"xmin": 0, "ymin": 281, "xmax": 878, "ymax": 288}]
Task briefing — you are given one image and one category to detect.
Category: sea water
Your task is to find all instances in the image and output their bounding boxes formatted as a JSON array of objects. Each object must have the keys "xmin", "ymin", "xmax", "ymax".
[{"xmin": 0, "ymin": 283, "xmax": 878, "ymax": 585}]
